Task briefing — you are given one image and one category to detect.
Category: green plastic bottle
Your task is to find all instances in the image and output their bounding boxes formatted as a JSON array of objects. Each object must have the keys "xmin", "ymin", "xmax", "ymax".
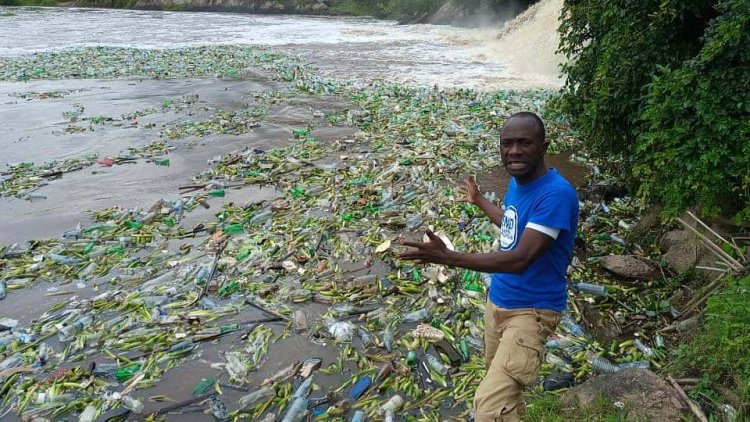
[
  {"xmin": 154, "ymin": 158, "xmax": 170, "ymax": 167},
  {"xmin": 218, "ymin": 281, "xmax": 239, "ymax": 297},
  {"xmin": 223, "ymin": 224, "xmax": 244, "ymax": 235},
  {"xmin": 115, "ymin": 363, "xmax": 142, "ymax": 383},
  {"xmin": 125, "ymin": 220, "xmax": 143, "ymax": 230},
  {"xmin": 209, "ymin": 189, "xmax": 225, "ymax": 197}
]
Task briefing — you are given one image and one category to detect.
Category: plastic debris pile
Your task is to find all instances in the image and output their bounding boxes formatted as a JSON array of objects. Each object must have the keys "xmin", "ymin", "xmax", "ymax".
[{"xmin": 0, "ymin": 45, "xmax": 692, "ymax": 421}]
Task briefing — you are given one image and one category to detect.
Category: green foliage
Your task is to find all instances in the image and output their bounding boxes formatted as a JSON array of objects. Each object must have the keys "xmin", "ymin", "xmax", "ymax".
[
  {"xmin": 525, "ymin": 393, "xmax": 632, "ymax": 422},
  {"xmin": 0, "ymin": 0, "xmax": 57, "ymax": 5},
  {"xmin": 555, "ymin": 0, "xmax": 750, "ymax": 221},
  {"xmin": 671, "ymin": 275, "xmax": 750, "ymax": 416}
]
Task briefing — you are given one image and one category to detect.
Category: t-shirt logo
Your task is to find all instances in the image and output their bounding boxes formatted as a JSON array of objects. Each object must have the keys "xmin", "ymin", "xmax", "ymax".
[{"xmin": 500, "ymin": 205, "xmax": 518, "ymax": 250}]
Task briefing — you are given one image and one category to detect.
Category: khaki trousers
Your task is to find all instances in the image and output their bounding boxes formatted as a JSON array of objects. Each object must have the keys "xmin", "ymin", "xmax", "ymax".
[{"xmin": 473, "ymin": 300, "xmax": 561, "ymax": 422}]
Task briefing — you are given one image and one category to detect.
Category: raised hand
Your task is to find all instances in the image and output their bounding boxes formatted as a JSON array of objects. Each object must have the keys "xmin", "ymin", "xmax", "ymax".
[
  {"xmin": 457, "ymin": 176, "xmax": 482, "ymax": 205},
  {"xmin": 397, "ymin": 229, "xmax": 453, "ymax": 265}
]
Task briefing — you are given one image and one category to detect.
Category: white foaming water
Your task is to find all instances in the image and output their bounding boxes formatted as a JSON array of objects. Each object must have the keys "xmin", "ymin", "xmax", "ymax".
[{"xmin": 0, "ymin": 5, "xmax": 563, "ymax": 90}]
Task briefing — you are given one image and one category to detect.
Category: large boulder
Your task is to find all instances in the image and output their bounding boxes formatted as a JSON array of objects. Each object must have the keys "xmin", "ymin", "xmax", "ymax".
[
  {"xmin": 599, "ymin": 255, "xmax": 659, "ymax": 280},
  {"xmin": 561, "ymin": 369, "xmax": 690, "ymax": 421}
]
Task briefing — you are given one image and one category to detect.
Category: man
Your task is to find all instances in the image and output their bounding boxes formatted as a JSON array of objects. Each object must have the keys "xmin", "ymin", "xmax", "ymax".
[{"xmin": 399, "ymin": 112, "xmax": 579, "ymax": 421}]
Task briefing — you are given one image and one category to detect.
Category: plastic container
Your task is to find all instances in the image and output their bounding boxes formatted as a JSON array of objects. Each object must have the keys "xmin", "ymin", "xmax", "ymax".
[
  {"xmin": 281, "ymin": 396, "xmax": 308, "ymax": 422},
  {"xmin": 238, "ymin": 386, "xmax": 276, "ymax": 411},
  {"xmin": 574, "ymin": 282, "xmax": 608, "ymax": 297},
  {"xmin": 378, "ymin": 395, "xmax": 404, "ymax": 415}
]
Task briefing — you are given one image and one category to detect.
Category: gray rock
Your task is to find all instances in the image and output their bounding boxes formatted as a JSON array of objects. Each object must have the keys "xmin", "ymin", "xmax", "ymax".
[
  {"xmin": 663, "ymin": 241, "xmax": 698, "ymax": 274},
  {"xmin": 628, "ymin": 205, "xmax": 661, "ymax": 242},
  {"xmin": 599, "ymin": 255, "xmax": 658, "ymax": 280},
  {"xmin": 561, "ymin": 369, "xmax": 689, "ymax": 421},
  {"xmin": 660, "ymin": 229, "xmax": 694, "ymax": 252}
]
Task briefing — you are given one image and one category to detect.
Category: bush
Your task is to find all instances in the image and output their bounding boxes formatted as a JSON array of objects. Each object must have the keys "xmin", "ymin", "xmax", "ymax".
[{"xmin": 555, "ymin": 0, "xmax": 750, "ymax": 221}]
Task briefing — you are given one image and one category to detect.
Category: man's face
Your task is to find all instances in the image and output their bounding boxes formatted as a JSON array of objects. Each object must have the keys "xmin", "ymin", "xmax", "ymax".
[{"xmin": 500, "ymin": 117, "xmax": 548, "ymax": 181}]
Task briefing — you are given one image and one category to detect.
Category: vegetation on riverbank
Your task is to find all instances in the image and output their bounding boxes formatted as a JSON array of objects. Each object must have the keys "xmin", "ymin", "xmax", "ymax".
[
  {"xmin": 669, "ymin": 275, "xmax": 750, "ymax": 415},
  {"xmin": 0, "ymin": 0, "xmax": 57, "ymax": 6},
  {"xmin": 555, "ymin": 0, "xmax": 750, "ymax": 223}
]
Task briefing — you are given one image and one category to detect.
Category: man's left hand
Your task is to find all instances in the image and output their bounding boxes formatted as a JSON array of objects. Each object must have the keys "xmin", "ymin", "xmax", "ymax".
[{"xmin": 398, "ymin": 229, "xmax": 454, "ymax": 265}]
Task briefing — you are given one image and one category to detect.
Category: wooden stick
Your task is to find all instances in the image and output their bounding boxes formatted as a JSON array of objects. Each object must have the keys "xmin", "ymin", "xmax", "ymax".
[
  {"xmin": 678, "ymin": 218, "xmax": 744, "ymax": 272},
  {"xmin": 686, "ymin": 211, "xmax": 735, "ymax": 253},
  {"xmin": 667, "ymin": 375, "xmax": 708, "ymax": 422}
]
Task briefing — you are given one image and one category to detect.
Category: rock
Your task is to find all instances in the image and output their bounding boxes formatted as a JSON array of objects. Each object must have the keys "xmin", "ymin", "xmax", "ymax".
[
  {"xmin": 561, "ymin": 369, "xmax": 690, "ymax": 421},
  {"xmin": 628, "ymin": 205, "xmax": 661, "ymax": 242},
  {"xmin": 660, "ymin": 229, "xmax": 694, "ymax": 252},
  {"xmin": 599, "ymin": 255, "xmax": 658, "ymax": 280},
  {"xmin": 663, "ymin": 241, "xmax": 698, "ymax": 274}
]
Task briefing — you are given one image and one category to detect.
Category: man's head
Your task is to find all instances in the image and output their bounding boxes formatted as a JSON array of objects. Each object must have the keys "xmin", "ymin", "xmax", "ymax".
[{"xmin": 500, "ymin": 112, "xmax": 549, "ymax": 184}]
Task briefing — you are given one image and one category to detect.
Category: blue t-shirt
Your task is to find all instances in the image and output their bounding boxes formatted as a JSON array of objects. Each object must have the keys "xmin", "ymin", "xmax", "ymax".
[{"xmin": 489, "ymin": 168, "xmax": 579, "ymax": 312}]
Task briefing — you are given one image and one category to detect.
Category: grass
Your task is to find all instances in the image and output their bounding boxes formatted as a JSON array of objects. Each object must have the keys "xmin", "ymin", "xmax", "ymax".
[
  {"xmin": 666, "ymin": 275, "xmax": 750, "ymax": 419},
  {"xmin": 525, "ymin": 393, "xmax": 631, "ymax": 422}
]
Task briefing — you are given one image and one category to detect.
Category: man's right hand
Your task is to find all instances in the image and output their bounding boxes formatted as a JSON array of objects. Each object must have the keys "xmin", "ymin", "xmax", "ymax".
[{"xmin": 458, "ymin": 176, "xmax": 483, "ymax": 205}]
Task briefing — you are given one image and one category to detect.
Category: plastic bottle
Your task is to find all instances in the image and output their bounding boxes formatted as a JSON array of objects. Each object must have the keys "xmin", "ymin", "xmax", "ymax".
[
  {"xmin": 586, "ymin": 351, "xmax": 619, "ymax": 374},
  {"xmin": 0, "ymin": 353, "xmax": 23, "ymax": 371},
  {"xmin": 0, "ymin": 280, "xmax": 6, "ymax": 300},
  {"xmin": 238, "ymin": 386, "xmax": 276, "ymax": 410},
  {"xmin": 281, "ymin": 396, "xmax": 308, "ymax": 422},
  {"xmin": 378, "ymin": 395, "xmax": 404, "ymax": 415},
  {"xmin": 559, "ymin": 314, "xmax": 586, "ymax": 338},
  {"xmin": 359, "ymin": 327, "xmax": 374, "ymax": 348},
  {"xmin": 93, "ymin": 362, "xmax": 119, "ymax": 378},
  {"xmin": 617, "ymin": 360, "xmax": 650, "ymax": 370},
  {"xmin": 208, "ymin": 395, "xmax": 229, "ymax": 422},
  {"xmin": 293, "ymin": 310, "xmax": 308, "ymax": 333},
  {"xmin": 209, "ymin": 189, "xmax": 225, "ymax": 197},
  {"xmin": 293, "ymin": 376, "xmax": 314, "ymax": 398},
  {"xmin": 425, "ymin": 354, "xmax": 448, "ymax": 375},
  {"xmin": 403, "ymin": 308, "xmax": 429, "ymax": 323},
  {"xmin": 58, "ymin": 314, "xmax": 94, "ymax": 342},
  {"xmin": 574, "ymin": 282, "xmax": 608, "ymax": 297},
  {"xmin": 351, "ymin": 410, "xmax": 366, "ymax": 422},
  {"xmin": 223, "ymin": 223, "xmax": 244, "ymax": 235},
  {"xmin": 250, "ymin": 210, "xmax": 273, "ymax": 225},
  {"xmin": 382, "ymin": 327, "xmax": 394, "ymax": 352},
  {"xmin": 121, "ymin": 395, "xmax": 144, "ymax": 413},
  {"xmin": 168, "ymin": 339, "xmax": 195, "ymax": 353},
  {"xmin": 384, "ymin": 409, "xmax": 395, "ymax": 422},
  {"xmin": 115, "ymin": 363, "xmax": 142, "ymax": 382},
  {"xmin": 78, "ymin": 404, "xmax": 98, "ymax": 422},
  {"xmin": 634, "ymin": 339, "xmax": 655, "ymax": 357}
]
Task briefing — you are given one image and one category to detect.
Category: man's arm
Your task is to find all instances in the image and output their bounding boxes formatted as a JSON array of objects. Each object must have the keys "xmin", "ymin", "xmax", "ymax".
[
  {"xmin": 399, "ymin": 228, "xmax": 555, "ymax": 274},
  {"xmin": 459, "ymin": 176, "xmax": 504, "ymax": 226}
]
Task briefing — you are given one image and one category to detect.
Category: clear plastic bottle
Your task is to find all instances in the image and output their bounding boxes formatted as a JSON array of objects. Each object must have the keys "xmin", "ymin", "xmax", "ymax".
[
  {"xmin": 238, "ymin": 386, "xmax": 276, "ymax": 411},
  {"xmin": 58, "ymin": 314, "xmax": 94, "ymax": 342},
  {"xmin": 586, "ymin": 351, "xmax": 619, "ymax": 374},
  {"xmin": 281, "ymin": 396, "xmax": 308, "ymax": 422},
  {"xmin": 574, "ymin": 282, "xmax": 608, "ymax": 297},
  {"xmin": 121, "ymin": 396, "xmax": 144, "ymax": 413},
  {"xmin": 559, "ymin": 313, "xmax": 586, "ymax": 338},
  {"xmin": 425, "ymin": 354, "xmax": 448, "ymax": 375},
  {"xmin": 634, "ymin": 339, "xmax": 655, "ymax": 357},
  {"xmin": 351, "ymin": 410, "xmax": 366, "ymax": 422},
  {"xmin": 78, "ymin": 404, "xmax": 98, "ymax": 422}
]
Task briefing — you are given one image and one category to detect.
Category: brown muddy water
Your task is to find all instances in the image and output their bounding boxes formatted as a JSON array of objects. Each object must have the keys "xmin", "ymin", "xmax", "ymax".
[{"xmin": 0, "ymin": 7, "xmax": 582, "ymax": 421}]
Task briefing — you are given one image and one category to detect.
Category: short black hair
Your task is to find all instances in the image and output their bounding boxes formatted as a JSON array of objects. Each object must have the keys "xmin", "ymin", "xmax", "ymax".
[{"xmin": 507, "ymin": 111, "xmax": 545, "ymax": 141}]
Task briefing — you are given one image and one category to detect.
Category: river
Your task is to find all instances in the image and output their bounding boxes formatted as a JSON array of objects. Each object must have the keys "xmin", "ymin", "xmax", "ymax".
[{"xmin": 0, "ymin": 5, "xmax": 576, "ymax": 421}]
